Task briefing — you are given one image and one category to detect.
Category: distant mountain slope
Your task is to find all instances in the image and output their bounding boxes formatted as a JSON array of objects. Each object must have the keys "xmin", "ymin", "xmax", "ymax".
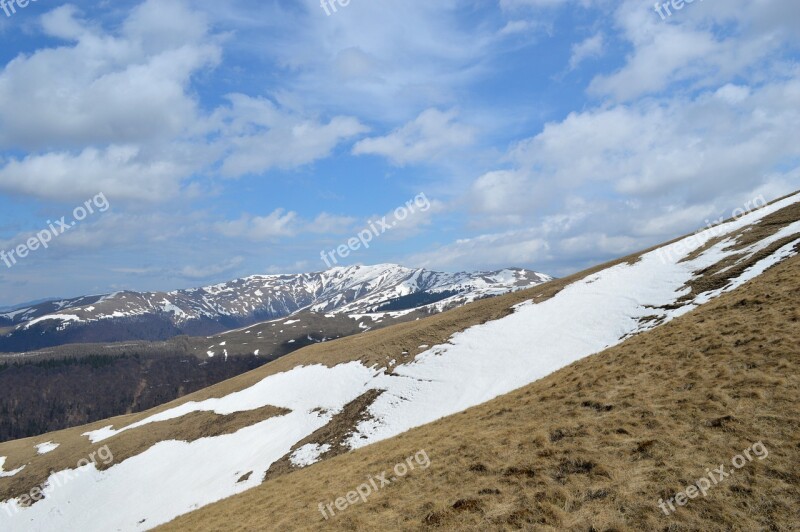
[
  {"xmin": 0, "ymin": 266, "xmax": 551, "ymax": 352},
  {"xmin": 0, "ymin": 192, "xmax": 798, "ymax": 531}
]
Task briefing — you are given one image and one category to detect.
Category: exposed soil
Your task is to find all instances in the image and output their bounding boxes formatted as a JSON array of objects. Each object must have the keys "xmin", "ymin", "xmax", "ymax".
[{"xmin": 264, "ymin": 390, "xmax": 383, "ymax": 482}]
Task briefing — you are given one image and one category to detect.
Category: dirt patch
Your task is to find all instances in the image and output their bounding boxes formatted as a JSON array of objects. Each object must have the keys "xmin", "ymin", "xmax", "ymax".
[{"xmin": 263, "ymin": 390, "xmax": 382, "ymax": 482}]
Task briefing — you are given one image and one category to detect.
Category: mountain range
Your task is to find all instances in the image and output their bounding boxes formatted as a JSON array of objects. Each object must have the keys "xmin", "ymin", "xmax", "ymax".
[{"xmin": 0, "ymin": 265, "xmax": 552, "ymax": 352}]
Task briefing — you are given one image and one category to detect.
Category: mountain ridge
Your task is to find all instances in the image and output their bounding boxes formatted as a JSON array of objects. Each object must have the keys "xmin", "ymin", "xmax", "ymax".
[{"xmin": 0, "ymin": 264, "xmax": 552, "ymax": 352}]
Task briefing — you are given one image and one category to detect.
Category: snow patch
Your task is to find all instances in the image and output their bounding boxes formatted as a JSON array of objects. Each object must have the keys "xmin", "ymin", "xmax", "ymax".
[
  {"xmin": 0, "ymin": 457, "xmax": 25, "ymax": 478},
  {"xmin": 289, "ymin": 443, "xmax": 331, "ymax": 467},
  {"xmin": 35, "ymin": 442, "xmax": 60, "ymax": 455},
  {"xmin": 22, "ymin": 314, "xmax": 82, "ymax": 330}
]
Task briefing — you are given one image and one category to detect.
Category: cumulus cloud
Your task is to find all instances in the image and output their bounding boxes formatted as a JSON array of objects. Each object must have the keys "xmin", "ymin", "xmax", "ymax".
[
  {"xmin": 0, "ymin": 1, "xmax": 369, "ymax": 203},
  {"xmin": 2, "ymin": 0, "xmax": 799, "ymax": 303},
  {"xmin": 353, "ymin": 108, "xmax": 476, "ymax": 166},
  {"xmin": 489, "ymin": 78, "xmax": 798, "ymax": 212},
  {"xmin": 307, "ymin": 213, "xmax": 358, "ymax": 235},
  {"xmin": 407, "ymin": 228, "xmax": 551, "ymax": 271},
  {"xmin": 218, "ymin": 94, "xmax": 368, "ymax": 178},
  {"xmin": 214, "ymin": 210, "xmax": 299, "ymax": 240},
  {"xmin": 0, "ymin": 145, "xmax": 205, "ymax": 202},
  {"xmin": 0, "ymin": 1, "xmax": 218, "ymax": 151},
  {"xmin": 180, "ymin": 256, "xmax": 244, "ymax": 280},
  {"xmin": 589, "ymin": 0, "xmax": 800, "ymax": 101},
  {"xmin": 569, "ymin": 32, "xmax": 605, "ymax": 70},
  {"xmin": 449, "ymin": 77, "xmax": 800, "ymax": 272}
]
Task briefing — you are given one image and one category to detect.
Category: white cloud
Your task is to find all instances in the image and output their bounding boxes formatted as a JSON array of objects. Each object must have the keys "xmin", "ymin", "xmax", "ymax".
[
  {"xmin": 180, "ymin": 256, "xmax": 244, "ymax": 280},
  {"xmin": 207, "ymin": 0, "xmax": 505, "ymax": 122},
  {"xmin": 353, "ymin": 108, "xmax": 476, "ymax": 166},
  {"xmin": 504, "ymin": 78, "xmax": 800, "ymax": 203},
  {"xmin": 589, "ymin": 0, "xmax": 800, "ymax": 101},
  {"xmin": 407, "ymin": 227, "xmax": 551, "ymax": 271},
  {"xmin": 214, "ymin": 210, "xmax": 299, "ymax": 240},
  {"xmin": 499, "ymin": 0, "xmax": 572, "ymax": 10},
  {"xmin": 263, "ymin": 260, "xmax": 312, "ymax": 275},
  {"xmin": 452, "ymin": 75, "xmax": 800, "ymax": 272},
  {"xmin": 307, "ymin": 213, "xmax": 357, "ymax": 235},
  {"xmin": 471, "ymin": 170, "xmax": 536, "ymax": 221},
  {"xmin": 218, "ymin": 94, "xmax": 368, "ymax": 178},
  {"xmin": 569, "ymin": 32, "xmax": 605, "ymax": 70},
  {"xmin": 2, "ymin": 0, "xmax": 799, "ymax": 301},
  {"xmin": 0, "ymin": 1, "xmax": 219, "ymax": 202},
  {"xmin": 0, "ymin": 1, "xmax": 370, "ymax": 203},
  {"xmin": 0, "ymin": 145, "xmax": 205, "ymax": 202},
  {"xmin": 0, "ymin": 1, "xmax": 218, "ymax": 151}
]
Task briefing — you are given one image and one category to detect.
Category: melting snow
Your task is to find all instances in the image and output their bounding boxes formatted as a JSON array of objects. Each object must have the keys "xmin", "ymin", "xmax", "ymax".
[
  {"xmin": 35, "ymin": 442, "xmax": 60, "ymax": 455},
  {"xmin": 0, "ymin": 307, "xmax": 33, "ymax": 320},
  {"xmin": 0, "ymin": 457, "xmax": 25, "ymax": 478},
  {"xmin": 160, "ymin": 300, "xmax": 186, "ymax": 318},
  {"xmin": 22, "ymin": 314, "xmax": 82, "ymax": 330},
  {"xmin": 289, "ymin": 444, "xmax": 331, "ymax": 467}
]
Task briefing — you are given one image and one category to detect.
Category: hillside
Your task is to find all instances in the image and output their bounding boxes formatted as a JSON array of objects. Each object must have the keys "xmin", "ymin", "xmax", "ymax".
[
  {"xmin": 0, "ymin": 192, "xmax": 798, "ymax": 531},
  {"xmin": 162, "ymin": 228, "xmax": 800, "ymax": 531}
]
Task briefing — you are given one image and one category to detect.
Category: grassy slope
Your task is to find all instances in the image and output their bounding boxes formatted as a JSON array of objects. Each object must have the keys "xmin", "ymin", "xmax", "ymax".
[{"xmin": 160, "ymin": 252, "xmax": 800, "ymax": 531}]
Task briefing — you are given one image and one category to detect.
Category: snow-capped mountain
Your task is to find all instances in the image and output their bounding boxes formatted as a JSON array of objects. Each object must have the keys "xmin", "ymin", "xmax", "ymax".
[
  {"xmin": 0, "ymin": 193, "xmax": 798, "ymax": 531},
  {"xmin": 0, "ymin": 265, "xmax": 551, "ymax": 352}
]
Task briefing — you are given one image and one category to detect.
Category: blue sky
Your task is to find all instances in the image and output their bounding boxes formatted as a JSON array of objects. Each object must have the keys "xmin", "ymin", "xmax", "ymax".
[{"xmin": 0, "ymin": 0, "xmax": 798, "ymax": 305}]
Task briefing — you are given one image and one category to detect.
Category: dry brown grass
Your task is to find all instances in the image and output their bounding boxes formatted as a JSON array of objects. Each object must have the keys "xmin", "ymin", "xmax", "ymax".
[{"xmin": 160, "ymin": 253, "xmax": 800, "ymax": 532}]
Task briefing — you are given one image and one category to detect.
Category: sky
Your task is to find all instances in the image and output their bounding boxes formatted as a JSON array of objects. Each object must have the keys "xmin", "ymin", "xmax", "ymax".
[{"xmin": 0, "ymin": 0, "xmax": 798, "ymax": 306}]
